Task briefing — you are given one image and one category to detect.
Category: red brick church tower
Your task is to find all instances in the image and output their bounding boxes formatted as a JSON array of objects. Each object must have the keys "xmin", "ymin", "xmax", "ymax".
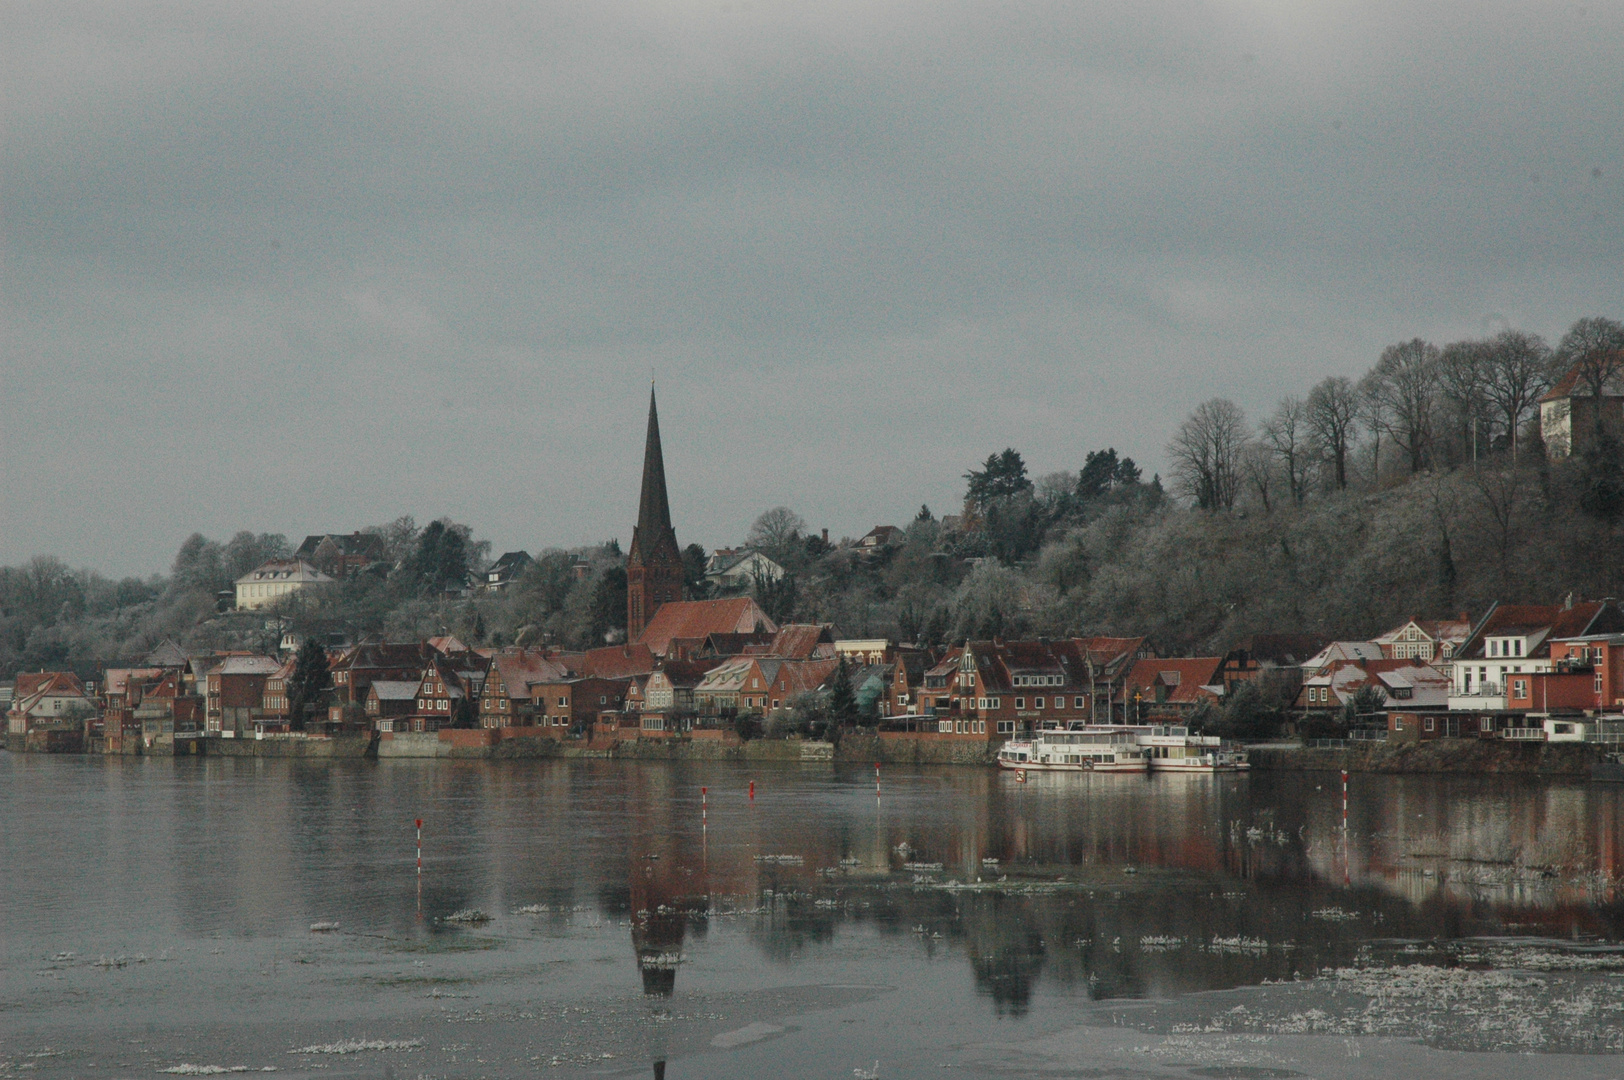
[{"xmin": 626, "ymin": 386, "xmax": 685, "ymax": 642}]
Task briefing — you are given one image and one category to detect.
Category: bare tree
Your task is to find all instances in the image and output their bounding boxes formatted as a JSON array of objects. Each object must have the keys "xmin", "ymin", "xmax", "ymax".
[
  {"xmin": 1470, "ymin": 464, "xmax": 1533, "ymax": 593},
  {"xmin": 747, "ymin": 506, "xmax": 807, "ymax": 555},
  {"xmin": 1363, "ymin": 339, "xmax": 1441, "ymax": 475},
  {"xmin": 1167, "ymin": 398, "xmax": 1246, "ymax": 511},
  {"xmin": 1306, "ymin": 376, "xmax": 1359, "ymax": 490},
  {"xmin": 1480, "ymin": 329, "xmax": 1553, "ymax": 461},
  {"xmin": 1241, "ymin": 439, "xmax": 1275, "ymax": 512},
  {"xmin": 1262, "ymin": 396, "xmax": 1313, "ymax": 505},
  {"xmin": 1436, "ymin": 338, "xmax": 1492, "ymax": 466}
]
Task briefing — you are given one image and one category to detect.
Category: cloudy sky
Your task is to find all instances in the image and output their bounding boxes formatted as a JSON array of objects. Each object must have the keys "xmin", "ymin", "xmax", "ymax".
[{"xmin": 3, "ymin": 2, "xmax": 1621, "ymax": 578}]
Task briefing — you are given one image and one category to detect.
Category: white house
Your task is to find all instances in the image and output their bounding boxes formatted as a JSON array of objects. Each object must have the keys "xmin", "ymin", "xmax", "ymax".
[
  {"xmin": 705, "ymin": 548, "xmax": 785, "ymax": 589},
  {"xmin": 235, "ymin": 559, "xmax": 334, "ymax": 611}
]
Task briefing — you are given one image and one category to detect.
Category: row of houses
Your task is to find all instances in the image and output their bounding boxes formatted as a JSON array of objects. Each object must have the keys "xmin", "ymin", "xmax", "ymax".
[{"xmin": 11, "ymin": 594, "xmax": 1624, "ymax": 753}]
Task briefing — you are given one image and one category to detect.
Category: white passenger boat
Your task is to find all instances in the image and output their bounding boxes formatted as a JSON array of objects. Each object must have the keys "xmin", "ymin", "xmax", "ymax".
[
  {"xmin": 996, "ymin": 729, "xmax": 1150, "ymax": 772},
  {"xmin": 1000, "ymin": 724, "xmax": 1248, "ymax": 773},
  {"xmin": 1133, "ymin": 724, "xmax": 1250, "ymax": 772}
]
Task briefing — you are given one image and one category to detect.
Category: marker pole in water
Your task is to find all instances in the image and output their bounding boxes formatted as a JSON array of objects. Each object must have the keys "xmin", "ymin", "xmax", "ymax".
[
  {"xmin": 875, "ymin": 762, "xmax": 881, "ymax": 797},
  {"xmin": 749, "ymin": 779, "xmax": 755, "ymax": 801},
  {"xmin": 1341, "ymin": 771, "xmax": 1348, "ymax": 832},
  {"xmin": 701, "ymin": 786, "xmax": 708, "ymax": 820},
  {"xmin": 415, "ymin": 818, "xmax": 424, "ymax": 918}
]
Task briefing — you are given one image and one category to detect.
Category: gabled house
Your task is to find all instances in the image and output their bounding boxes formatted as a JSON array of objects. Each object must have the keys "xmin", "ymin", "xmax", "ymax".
[
  {"xmin": 642, "ymin": 660, "xmax": 719, "ymax": 716},
  {"xmin": 763, "ymin": 658, "xmax": 842, "ymax": 714},
  {"xmin": 6, "ymin": 671, "xmax": 93, "ymax": 734},
  {"xmin": 1120, "ymin": 657, "xmax": 1226, "ymax": 720},
  {"xmin": 885, "ymin": 648, "xmax": 935, "ymax": 718},
  {"xmin": 207, "ymin": 655, "xmax": 282, "ymax": 735},
  {"xmin": 704, "ymin": 549, "xmax": 785, "ymax": 589},
  {"xmin": 1301, "ymin": 641, "xmax": 1385, "ymax": 670},
  {"xmin": 410, "ymin": 653, "xmax": 491, "ymax": 731},
  {"xmin": 1447, "ymin": 599, "xmax": 1624, "ymax": 709},
  {"xmin": 1540, "ymin": 356, "xmax": 1624, "ymax": 459},
  {"xmin": 856, "ymin": 525, "xmax": 905, "ymax": 555},
  {"xmin": 328, "ymin": 641, "xmax": 428, "ymax": 710},
  {"xmin": 479, "ymin": 551, "xmax": 533, "ymax": 593},
  {"xmin": 1078, "ymin": 636, "xmax": 1156, "ymax": 723},
  {"xmin": 366, "ymin": 681, "xmax": 420, "ymax": 729},
  {"xmin": 947, "ymin": 639, "xmax": 1096, "ymax": 738},
  {"xmin": 478, "ymin": 649, "xmax": 574, "ymax": 729},
  {"xmin": 1375, "ymin": 616, "xmax": 1472, "ymax": 662},
  {"xmin": 295, "ymin": 532, "xmax": 388, "ymax": 577},
  {"xmin": 1297, "ymin": 659, "xmax": 1451, "ymax": 713}
]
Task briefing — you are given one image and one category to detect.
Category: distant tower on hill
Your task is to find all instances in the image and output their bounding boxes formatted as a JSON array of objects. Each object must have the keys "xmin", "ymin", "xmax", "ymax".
[{"xmin": 626, "ymin": 386, "xmax": 685, "ymax": 642}]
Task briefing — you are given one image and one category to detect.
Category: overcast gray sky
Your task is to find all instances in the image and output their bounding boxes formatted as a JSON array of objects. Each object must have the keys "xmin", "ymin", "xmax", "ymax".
[{"xmin": 4, "ymin": 2, "xmax": 1621, "ymax": 578}]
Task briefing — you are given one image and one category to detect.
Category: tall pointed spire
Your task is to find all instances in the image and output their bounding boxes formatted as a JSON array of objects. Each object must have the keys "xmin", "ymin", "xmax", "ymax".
[
  {"xmin": 636, "ymin": 384, "xmax": 673, "ymax": 542},
  {"xmin": 626, "ymin": 383, "xmax": 684, "ymax": 643}
]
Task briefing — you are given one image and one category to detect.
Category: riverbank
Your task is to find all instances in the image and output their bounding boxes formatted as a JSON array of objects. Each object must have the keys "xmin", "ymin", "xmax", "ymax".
[{"xmin": 1248, "ymin": 740, "xmax": 1603, "ymax": 776}]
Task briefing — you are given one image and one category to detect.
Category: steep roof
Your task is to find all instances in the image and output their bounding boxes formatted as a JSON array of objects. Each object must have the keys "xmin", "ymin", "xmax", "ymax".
[
  {"xmin": 330, "ymin": 641, "xmax": 426, "ymax": 673},
  {"xmin": 628, "ymin": 385, "xmax": 680, "ymax": 568},
  {"xmin": 769, "ymin": 658, "xmax": 841, "ymax": 697},
  {"xmin": 581, "ymin": 643, "xmax": 657, "ymax": 679},
  {"xmin": 143, "ymin": 640, "xmax": 189, "ymax": 668},
  {"xmin": 1540, "ymin": 356, "xmax": 1624, "ymax": 403},
  {"xmin": 1122, "ymin": 657, "xmax": 1225, "ymax": 705},
  {"xmin": 487, "ymin": 649, "xmax": 575, "ymax": 701},
  {"xmin": 764, "ymin": 624, "xmax": 835, "ymax": 660},
  {"xmin": 636, "ymin": 598, "xmax": 779, "ymax": 658},
  {"xmin": 1457, "ymin": 601, "xmax": 1623, "ymax": 660},
  {"xmin": 1302, "ymin": 641, "xmax": 1385, "ymax": 669}
]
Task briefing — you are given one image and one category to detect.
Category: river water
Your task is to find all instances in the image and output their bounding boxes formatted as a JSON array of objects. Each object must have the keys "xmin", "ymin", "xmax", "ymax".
[{"xmin": 4, "ymin": 755, "xmax": 1624, "ymax": 1079}]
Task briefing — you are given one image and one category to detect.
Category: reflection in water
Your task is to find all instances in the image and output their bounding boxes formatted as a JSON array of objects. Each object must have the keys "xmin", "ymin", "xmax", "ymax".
[{"xmin": 6, "ymin": 756, "xmax": 1624, "ymax": 1021}]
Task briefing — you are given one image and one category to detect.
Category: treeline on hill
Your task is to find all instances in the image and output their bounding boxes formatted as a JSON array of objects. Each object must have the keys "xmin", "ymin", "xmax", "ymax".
[{"xmin": 4, "ymin": 315, "xmax": 1622, "ymax": 681}]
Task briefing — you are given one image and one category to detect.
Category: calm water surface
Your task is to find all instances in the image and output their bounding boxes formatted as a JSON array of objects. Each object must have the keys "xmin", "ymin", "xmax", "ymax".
[{"xmin": 4, "ymin": 754, "xmax": 1624, "ymax": 1079}]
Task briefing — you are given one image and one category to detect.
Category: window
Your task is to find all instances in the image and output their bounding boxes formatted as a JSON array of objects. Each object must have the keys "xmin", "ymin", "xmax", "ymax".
[
  {"xmin": 1034, "ymin": 697, "xmax": 1044, "ymax": 709},
  {"xmin": 1597, "ymin": 674, "xmax": 1605, "ymax": 694},
  {"xmin": 772, "ymin": 700, "xmax": 779, "ymax": 709},
  {"xmin": 1424, "ymin": 716, "xmax": 1435, "ymax": 732},
  {"xmin": 1513, "ymin": 679, "xmax": 1527, "ymax": 698},
  {"xmin": 1015, "ymin": 697, "xmax": 1025, "ymax": 710},
  {"xmin": 977, "ymin": 698, "xmax": 986, "ymax": 709},
  {"xmin": 1515, "ymin": 639, "xmax": 1523, "ymax": 657},
  {"xmin": 997, "ymin": 720, "xmax": 1015, "ymax": 734},
  {"xmin": 1075, "ymin": 696, "xmax": 1086, "ymax": 708},
  {"xmin": 558, "ymin": 696, "xmax": 566, "ymax": 706},
  {"xmin": 976, "ymin": 720, "xmax": 985, "ymax": 733}
]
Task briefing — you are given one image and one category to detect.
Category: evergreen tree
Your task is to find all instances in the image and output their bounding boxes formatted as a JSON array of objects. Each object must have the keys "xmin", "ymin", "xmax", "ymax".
[
  {"xmin": 827, "ymin": 657, "xmax": 858, "ymax": 727},
  {"xmin": 286, "ymin": 637, "xmax": 331, "ymax": 731},
  {"xmin": 964, "ymin": 449, "xmax": 1032, "ymax": 511}
]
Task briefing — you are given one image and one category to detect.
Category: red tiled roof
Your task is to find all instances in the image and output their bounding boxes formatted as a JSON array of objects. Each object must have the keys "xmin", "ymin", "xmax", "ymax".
[
  {"xmin": 771, "ymin": 658, "xmax": 840, "ymax": 697},
  {"xmin": 581, "ymin": 644, "xmax": 656, "ymax": 679},
  {"xmin": 488, "ymin": 649, "xmax": 575, "ymax": 701},
  {"xmin": 636, "ymin": 598, "xmax": 778, "ymax": 658},
  {"xmin": 1540, "ymin": 355, "xmax": 1624, "ymax": 403},
  {"xmin": 1121, "ymin": 658, "xmax": 1224, "ymax": 705},
  {"xmin": 764, "ymin": 624, "xmax": 833, "ymax": 660}
]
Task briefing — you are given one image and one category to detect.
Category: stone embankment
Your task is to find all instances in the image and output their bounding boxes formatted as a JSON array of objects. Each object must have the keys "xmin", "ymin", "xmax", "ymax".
[{"xmin": 1249, "ymin": 740, "xmax": 1602, "ymax": 776}]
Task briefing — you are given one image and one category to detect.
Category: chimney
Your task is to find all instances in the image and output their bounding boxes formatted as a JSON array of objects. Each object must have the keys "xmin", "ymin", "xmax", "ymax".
[{"xmin": 822, "ymin": 528, "xmax": 829, "ymax": 544}]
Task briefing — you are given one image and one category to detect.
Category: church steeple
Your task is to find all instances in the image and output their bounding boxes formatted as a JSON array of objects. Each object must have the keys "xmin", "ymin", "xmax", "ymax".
[
  {"xmin": 635, "ymin": 386, "xmax": 673, "ymax": 544},
  {"xmin": 626, "ymin": 385, "xmax": 684, "ymax": 643}
]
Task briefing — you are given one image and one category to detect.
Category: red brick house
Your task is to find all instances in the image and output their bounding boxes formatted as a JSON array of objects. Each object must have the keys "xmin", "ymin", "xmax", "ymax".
[
  {"xmin": 479, "ymin": 649, "xmax": 573, "ymax": 729},
  {"xmin": 529, "ymin": 676, "xmax": 628, "ymax": 735},
  {"xmin": 207, "ymin": 655, "xmax": 282, "ymax": 735},
  {"xmin": 365, "ymin": 680, "xmax": 420, "ymax": 729}
]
